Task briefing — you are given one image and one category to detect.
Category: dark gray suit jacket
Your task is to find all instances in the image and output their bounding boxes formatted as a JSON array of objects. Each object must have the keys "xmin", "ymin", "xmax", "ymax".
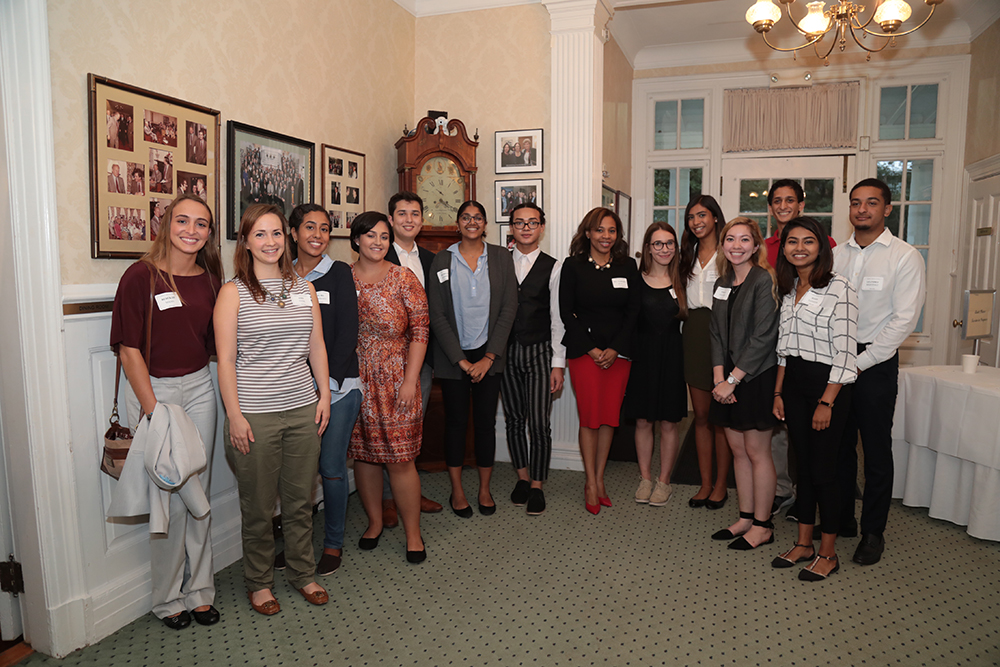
[
  {"xmin": 709, "ymin": 264, "xmax": 779, "ymax": 380},
  {"xmin": 427, "ymin": 243, "xmax": 518, "ymax": 380}
]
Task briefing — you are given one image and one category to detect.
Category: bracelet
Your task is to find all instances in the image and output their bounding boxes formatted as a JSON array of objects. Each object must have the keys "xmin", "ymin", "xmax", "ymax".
[
  {"xmin": 818, "ymin": 399, "xmax": 834, "ymax": 408},
  {"xmin": 714, "ymin": 380, "xmax": 725, "ymax": 387},
  {"xmin": 774, "ymin": 392, "xmax": 782, "ymax": 397}
]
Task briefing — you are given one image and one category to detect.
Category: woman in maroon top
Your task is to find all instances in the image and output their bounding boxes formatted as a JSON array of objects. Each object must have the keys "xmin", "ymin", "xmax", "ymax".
[{"xmin": 110, "ymin": 193, "xmax": 224, "ymax": 630}]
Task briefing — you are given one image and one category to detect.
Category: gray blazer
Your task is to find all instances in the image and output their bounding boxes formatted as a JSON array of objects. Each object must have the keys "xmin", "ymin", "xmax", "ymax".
[
  {"xmin": 427, "ymin": 243, "xmax": 518, "ymax": 380},
  {"xmin": 709, "ymin": 264, "xmax": 779, "ymax": 380}
]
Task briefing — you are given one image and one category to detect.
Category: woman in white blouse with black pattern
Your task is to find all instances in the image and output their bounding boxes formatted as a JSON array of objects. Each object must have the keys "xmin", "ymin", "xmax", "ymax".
[{"xmin": 771, "ymin": 217, "xmax": 858, "ymax": 582}]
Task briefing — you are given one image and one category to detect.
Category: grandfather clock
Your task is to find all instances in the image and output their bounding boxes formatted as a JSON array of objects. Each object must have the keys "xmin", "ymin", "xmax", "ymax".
[{"xmin": 395, "ymin": 116, "xmax": 478, "ymax": 253}]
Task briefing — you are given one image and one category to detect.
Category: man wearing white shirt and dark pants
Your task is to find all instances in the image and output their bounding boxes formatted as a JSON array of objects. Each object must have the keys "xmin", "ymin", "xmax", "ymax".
[
  {"xmin": 833, "ymin": 178, "xmax": 925, "ymax": 566},
  {"xmin": 502, "ymin": 203, "xmax": 565, "ymax": 516}
]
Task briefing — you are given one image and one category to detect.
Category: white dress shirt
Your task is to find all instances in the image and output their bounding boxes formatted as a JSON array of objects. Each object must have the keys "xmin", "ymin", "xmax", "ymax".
[
  {"xmin": 776, "ymin": 273, "xmax": 858, "ymax": 385},
  {"xmin": 512, "ymin": 247, "xmax": 566, "ymax": 368},
  {"xmin": 686, "ymin": 248, "xmax": 719, "ymax": 310},
  {"xmin": 393, "ymin": 241, "xmax": 425, "ymax": 289},
  {"xmin": 833, "ymin": 228, "xmax": 926, "ymax": 371}
]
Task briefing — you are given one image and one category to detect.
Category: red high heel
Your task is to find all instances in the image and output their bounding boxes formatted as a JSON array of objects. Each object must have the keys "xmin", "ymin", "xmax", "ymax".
[
  {"xmin": 586, "ymin": 501, "xmax": 600, "ymax": 515},
  {"xmin": 598, "ymin": 496, "xmax": 612, "ymax": 508}
]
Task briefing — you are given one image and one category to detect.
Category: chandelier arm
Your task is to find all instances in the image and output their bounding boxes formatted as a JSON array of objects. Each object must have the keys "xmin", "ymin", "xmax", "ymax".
[
  {"xmin": 848, "ymin": 21, "xmax": 893, "ymax": 53},
  {"xmin": 861, "ymin": 4, "xmax": 938, "ymax": 38},
  {"xmin": 782, "ymin": 1, "xmax": 814, "ymax": 37},
  {"xmin": 852, "ymin": 0, "xmax": 880, "ymax": 31},
  {"xmin": 815, "ymin": 30, "xmax": 839, "ymax": 59},
  {"xmin": 761, "ymin": 30, "xmax": 824, "ymax": 52}
]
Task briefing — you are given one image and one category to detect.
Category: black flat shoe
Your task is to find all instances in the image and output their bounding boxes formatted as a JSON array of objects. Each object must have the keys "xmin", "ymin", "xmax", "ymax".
[
  {"xmin": 771, "ymin": 544, "xmax": 815, "ymax": 568},
  {"xmin": 478, "ymin": 494, "xmax": 496, "ymax": 516},
  {"xmin": 511, "ymin": 480, "xmax": 530, "ymax": 506},
  {"xmin": 450, "ymin": 496, "xmax": 473, "ymax": 519},
  {"xmin": 162, "ymin": 610, "xmax": 191, "ymax": 630},
  {"xmin": 406, "ymin": 548, "xmax": 427, "ymax": 564},
  {"xmin": 712, "ymin": 511, "xmax": 753, "ymax": 540},
  {"xmin": 689, "ymin": 496, "xmax": 708, "ymax": 508},
  {"xmin": 729, "ymin": 518, "xmax": 775, "ymax": 551},
  {"xmin": 358, "ymin": 529, "xmax": 383, "ymax": 550},
  {"xmin": 705, "ymin": 492, "xmax": 728, "ymax": 510},
  {"xmin": 526, "ymin": 488, "xmax": 546, "ymax": 516},
  {"xmin": 191, "ymin": 606, "xmax": 220, "ymax": 626},
  {"xmin": 799, "ymin": 554, "xmax": 840, "ymax": 581}
]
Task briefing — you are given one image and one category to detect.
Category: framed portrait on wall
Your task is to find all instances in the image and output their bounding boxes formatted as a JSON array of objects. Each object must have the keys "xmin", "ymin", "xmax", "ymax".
[
  {"xmin": 321, "ymin": 144, "xmax": 366, "ymax": 237},
  {"xmin": 495, "ymin": 179, "xmax": 542, "ymax": 221},
  {"xmin": 88, "ymin": 74, "xmax": 220, "ymax": 259},
  {"xmin": 226, "ymin": 121, "xmax": 314, "ymax": 240},
  {"xmin": 495, "ymin": 128, "xmax": 543, "ymax": 175}
]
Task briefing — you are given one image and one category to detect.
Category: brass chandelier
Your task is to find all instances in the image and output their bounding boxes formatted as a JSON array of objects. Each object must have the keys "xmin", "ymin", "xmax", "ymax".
[{"xmin": 745, "ymin": 0, "xmax": 943, "ymax": 62}]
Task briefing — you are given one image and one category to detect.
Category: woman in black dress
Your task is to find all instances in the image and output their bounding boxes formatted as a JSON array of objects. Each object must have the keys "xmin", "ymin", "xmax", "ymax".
[{"xmin": 623, "ymin": 222, "xmax": 687, "ymax": 507}]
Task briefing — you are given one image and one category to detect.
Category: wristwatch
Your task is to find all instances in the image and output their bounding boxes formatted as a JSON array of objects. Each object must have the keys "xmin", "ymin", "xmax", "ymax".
[{"xmin": 727, "ymin": 374, "xmax": 739, "ymax": 385}]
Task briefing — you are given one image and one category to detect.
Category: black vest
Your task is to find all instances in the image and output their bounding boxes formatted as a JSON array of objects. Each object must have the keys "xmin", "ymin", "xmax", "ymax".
[{"xmin": 512, "ymin": 252, "xmax": 556, "ymax": 346}]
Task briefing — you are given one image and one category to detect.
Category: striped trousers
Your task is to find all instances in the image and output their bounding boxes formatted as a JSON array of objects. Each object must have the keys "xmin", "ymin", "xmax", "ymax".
[{"xmin": 500, "ymin": 339, "xmax": 553, "ymax": 481}]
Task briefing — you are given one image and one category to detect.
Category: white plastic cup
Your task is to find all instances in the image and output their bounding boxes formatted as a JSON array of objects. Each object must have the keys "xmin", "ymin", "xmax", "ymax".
[{"xmin": 962, "ymin": 354, "xmax": 979, "ymax": 374}]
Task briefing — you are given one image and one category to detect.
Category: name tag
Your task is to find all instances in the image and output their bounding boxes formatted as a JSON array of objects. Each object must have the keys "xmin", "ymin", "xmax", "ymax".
[
  {"xmin": 290, "ymin": 293, "xmax": 311, "ymax": 307},
  {"xmin": 799, "ymin": 291, "xmax": 822, "ymax": 308},
  {"xmin": 669, "ymin": 288, "xmax": 677, "ymax": 299},
  {"xmin": 437, "ymin": 268, "xmax": 450, "ymax": 283},
  {"xmin": 612, "ymin": 277, "xmax": 629, "ymax": 289},
  {"xmin": 862, "ymin": 277, "xmax": 884, "ymax": 291},
  {"xmin": 154, "ymin": 292, "xmax": 182, "ymax": 310},
  {"xmin": 316, "ymin": 290, "xmax": 330, "ymax": 305},
  {"xmin": 714, "ymin": 286, "xmax": 731, "ymax": 300}
]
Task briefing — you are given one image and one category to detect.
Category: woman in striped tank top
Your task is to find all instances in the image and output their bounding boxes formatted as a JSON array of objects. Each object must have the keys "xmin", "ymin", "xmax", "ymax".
[{"xmin": 214, "ymin": 204, "xmax": 332, "ymax": 616}]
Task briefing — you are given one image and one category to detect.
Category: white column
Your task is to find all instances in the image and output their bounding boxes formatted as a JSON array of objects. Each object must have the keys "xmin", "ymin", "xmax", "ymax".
[
  {"xmin": 542, "ymin": 0, "xmax": 612, "ymax": 466},
  {"xmin": 0, "ymin": 0, "xmax": 88, "ymax": 657}
]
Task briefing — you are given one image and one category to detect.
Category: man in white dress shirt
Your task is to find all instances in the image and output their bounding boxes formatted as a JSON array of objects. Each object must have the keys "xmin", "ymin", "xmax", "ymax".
[
  {"xmin": 833, "ymin": 178, "xmax": 926, "ymax": 566},
  {"xmin": 501, "ymin": 203, "xmax": 565, "ymax": 516}
]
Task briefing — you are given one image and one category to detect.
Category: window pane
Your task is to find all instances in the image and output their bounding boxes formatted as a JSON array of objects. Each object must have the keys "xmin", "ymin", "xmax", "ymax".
[
  {"xmin": 886, "ymin": 206, "xmax": 901, "ymax": 237},
  {"xmin": 654, "ymin": 101, "xmax": 677, "ymax": 150},
  {"xmin": 813, "ymin": 215, "xmax": 834, "ymax": 238},
  {"xmin": 653, "ymin": 209, "xmax": 669, "ymax": 223},
  {"xmin": 680, "ymin": 99, "xmax": 704, "ymax": 149},
  {"xmin": 667, "ymin": 209, "xmax": 676, "ymax": 227},
  {"xmin": 804, "ymin": 179, "xmax": 834, "ymax": 213},
  {"xmin": 740, "ymin": 179, "xmax": 769, "ymax": 214},
  {"xmin": 906, "ymin": 159, "xmax": 934, "ymax": 201},
  {"xmin": 905, "ymin": 204, "xmax": 931, "ymax": 246},
  {"xmin": 914, "ymin": 249, "xmax": 928, "ymax": 333},
  {"xmin": 877, "ymin": 160, "xmax": 904, "ymax": 201},
  {"xmin": 879, "ymin": 86, "xmax": 907, "ymax": 140},
  {"xmin": 909, "ymin": 84, "xmax": 938, "ymax": 139},
  {"xmin": 747, "ymin": 215, "xmax": 768, "ymax": 241},
  {"xmin": 653, "ymin": 169, "xmax": 672, "ymax": 206},
  {"xmin": 680, "ymin": 167, "xmax": 702, "ymax": 205}
]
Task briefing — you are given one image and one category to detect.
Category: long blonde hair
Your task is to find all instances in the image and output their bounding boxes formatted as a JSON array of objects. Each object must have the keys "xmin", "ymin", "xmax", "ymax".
[
  {"xmin": 715, "ymin": 217, "xmax": 778, "ymax": 305},
  {"xmin": 140, "ymin": 194, "xmax": 223, "ymax": 300}
]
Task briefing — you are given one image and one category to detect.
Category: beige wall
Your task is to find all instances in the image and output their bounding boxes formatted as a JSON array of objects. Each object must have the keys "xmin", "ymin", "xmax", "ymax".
[
  {"xmin": 602, "ymin": 35, "xmax": 632, "ymax": 196},
  {"xmin": 49, "ymin": 0, "xmax": 415, "ymax": 283},
  {"xmin": 413, "ymin": 4, "xmax": 550, "ymax": 248},
  {"xmin": 965, "ymin": 19, "xmax": 1000, "ymax": 166}
]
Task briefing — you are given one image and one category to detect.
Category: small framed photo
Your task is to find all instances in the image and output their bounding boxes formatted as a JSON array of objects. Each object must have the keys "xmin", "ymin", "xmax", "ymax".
[
  {"xmin": 495, "ymin": 179, "xmax": 542, "ymax": 222},
  {"xmin": 495, "ymin": 128, "xmax": 543, "ymax": 174},
  {"xmin": 227, "ymin": 121, "xmax": 314, "ymax": 240},
  {"xmin": 89, "ymin": 74, "xmax": 220, "ymax": 258},
  {"xmin": 322, "ymin": 144, "xmax": 365, "ymax": 237}
]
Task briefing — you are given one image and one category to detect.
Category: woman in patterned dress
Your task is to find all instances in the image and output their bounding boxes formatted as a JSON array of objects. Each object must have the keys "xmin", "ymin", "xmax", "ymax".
[{"xmin": 349, "ymin": 211, "xmax": 429, "ymax": 564}]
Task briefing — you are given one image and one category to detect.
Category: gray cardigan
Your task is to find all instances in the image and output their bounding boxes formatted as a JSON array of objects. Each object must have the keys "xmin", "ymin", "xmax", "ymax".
[
  {"xmin": 427, "ymin": 243, "xmax": 518, "ymax": 380},
  {"xmin": 709, "ymin": 264, "xmax": 779, "ymax": 380}
]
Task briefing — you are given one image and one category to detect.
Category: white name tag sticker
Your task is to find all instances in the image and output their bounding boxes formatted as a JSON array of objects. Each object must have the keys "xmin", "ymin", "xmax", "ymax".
[
  {"xmin": 437, "ymin": 268, "xmax": 450, "ymax": 283},
  {"xmin": 290, "ymin": 293, "xmax": 312, "ymax": 307},
  {"xmin": 669, "ymin": 288, "xmax": 677, "ymax": 299},
  {"xmin": 612, "ymin": 277, "xmax": 629, "ymax": 289},
  {"xmin": 714, "ymin": 286, "xmax": 732, "ymax": 300},
  {"xmin": 154, "ymin": 292, "xmax": 182, "ymax": 310},
  {"xmin": 862, "ymin": 277, "xmax": 884, "ymax": 291},
  {"xmin": 799, "ymin": 291, "xmax": 822, "ymax": 308},
  {"xmin": 316, "ymin": 290, "xmax": 330, "ymax": 305}
]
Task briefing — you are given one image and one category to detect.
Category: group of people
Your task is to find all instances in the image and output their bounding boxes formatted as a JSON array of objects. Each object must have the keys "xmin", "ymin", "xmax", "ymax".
[
  {"xmin": 108, "ymin": 175, "xmax": 924, "ymax": 630},
  {"xmin": 239, "ymin": 144, "xmax": 306, "ymax": 214},
  {"xmin": 108, "ymin": 207, "xmax": 146, "ymax": 241},
  {"xmin": 499, "ymin": 137, "xmax": 538, "ymax": 168}
]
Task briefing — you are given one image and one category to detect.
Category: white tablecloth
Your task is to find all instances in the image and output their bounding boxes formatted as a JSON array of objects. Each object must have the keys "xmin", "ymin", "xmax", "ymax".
[{"xmin": 891, "ymin": 365, "xmax": 1000, "ymax": 541}]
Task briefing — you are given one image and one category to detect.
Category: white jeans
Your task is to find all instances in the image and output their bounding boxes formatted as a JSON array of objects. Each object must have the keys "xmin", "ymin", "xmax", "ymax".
[{"xmin": 125, "ymin": 366, "xmax": 217, "ymax": 618}]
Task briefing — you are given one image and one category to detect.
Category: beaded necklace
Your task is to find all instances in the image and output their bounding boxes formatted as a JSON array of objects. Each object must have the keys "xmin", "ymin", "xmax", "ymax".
[{"xmin": 261, "ymin": 278, "xmax": 290, "ymax": 308}]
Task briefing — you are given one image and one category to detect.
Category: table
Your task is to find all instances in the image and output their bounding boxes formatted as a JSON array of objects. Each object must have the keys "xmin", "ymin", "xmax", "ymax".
[{"xmin": 891, "ymin": 365, "xmax": 1000, "ymax": 542}]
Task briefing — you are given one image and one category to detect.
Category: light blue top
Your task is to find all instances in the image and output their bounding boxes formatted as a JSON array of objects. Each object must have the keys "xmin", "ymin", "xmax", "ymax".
[
  {"xmin": 295, "ymin": 254, "xmax": 335, "ymax": 283},
  {"xmin": 448, "ymin": 242, "xmax": 490, "ymax": 350}
]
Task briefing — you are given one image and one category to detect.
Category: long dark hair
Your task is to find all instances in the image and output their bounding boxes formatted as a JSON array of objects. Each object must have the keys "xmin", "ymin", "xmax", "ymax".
[
  {"xmin": 568, "ymin": 207, "xmax": 628, "ymax": 260},
  {"xmin": 678, "ymin": 195, "xmax": 725, "ymax": 286},
  {"xmin": 232, "ymin": 204, "xmax": 296, "ymax": 303},
  {"xmin": 775, "ymin": 216, "xmax": 835, "ymax": 298},
  {"xmin": 288, "ymin": 203, "xmax": 330, "ymax": 260},
  {"xmin": 640, "ymin": 221, "xmax": 687, "ymax": 320}
]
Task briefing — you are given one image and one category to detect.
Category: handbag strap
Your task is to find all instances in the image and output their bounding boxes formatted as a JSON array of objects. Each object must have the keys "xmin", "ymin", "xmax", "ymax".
[{"xmin": 111, "ymin": 267, "xmax": 156, "ymax": 425}]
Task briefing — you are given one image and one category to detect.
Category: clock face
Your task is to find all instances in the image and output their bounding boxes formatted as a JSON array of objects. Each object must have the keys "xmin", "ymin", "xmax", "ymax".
[{"xmin": 416, "ymin": 156, "xmax": 466, "ymax": 227}]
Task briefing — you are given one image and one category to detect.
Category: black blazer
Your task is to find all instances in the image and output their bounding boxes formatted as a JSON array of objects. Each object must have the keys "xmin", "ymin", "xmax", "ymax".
[
  {"xmin": 427, "ymin": 243, "xmax": 518, "ymax": 380},
  {"xmin": 559, "ymin": 254, "xmax": 640, "ymax": 359},
  {"xmin": 709, "ymin": 264, "xmax": 779, "ymax": 380},
  {"xmin": 386, "ymin": 243, "xmax": 436, "ymax": 366},
  {"xmin": 310, "ymin": 261, "xmax": 359, "ymax": 386}
]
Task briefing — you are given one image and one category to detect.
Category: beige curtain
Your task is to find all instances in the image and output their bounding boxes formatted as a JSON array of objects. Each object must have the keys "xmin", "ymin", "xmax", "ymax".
[{"xmin": 723, "ymin": 82, "xmax": 859, "ymax": 152}]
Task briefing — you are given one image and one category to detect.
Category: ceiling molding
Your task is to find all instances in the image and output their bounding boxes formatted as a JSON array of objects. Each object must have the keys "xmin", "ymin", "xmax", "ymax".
[
  {"xmin": 966, "ymin": 0, "xmax": 1000, "ymax": 41},
  {"xmin": 392, "ymin": 0, "xmax": 541, "ymax": 17}
]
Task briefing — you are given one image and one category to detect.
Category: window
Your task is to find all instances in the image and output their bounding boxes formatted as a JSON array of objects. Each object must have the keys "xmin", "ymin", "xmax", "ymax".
[
  {"xmin": 654, "ymin": 99, "xmax": 704, "ymax": 150},
  {"xmin": 736, "ymin": 177, "xmax": 835, "ymax": 239},
  {"xmin": 652, "ymin": 167, "xmax": 702, "ymax": 227},
  {"xmin": 879, "ymin": 84, "xmax": 938, "ymax": 140}
]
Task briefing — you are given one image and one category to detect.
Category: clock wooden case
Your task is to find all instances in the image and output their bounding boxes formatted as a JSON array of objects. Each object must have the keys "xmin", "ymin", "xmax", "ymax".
[{"xmin": 395, "ymin": 117, "xmax": 478, "ymax": 253}]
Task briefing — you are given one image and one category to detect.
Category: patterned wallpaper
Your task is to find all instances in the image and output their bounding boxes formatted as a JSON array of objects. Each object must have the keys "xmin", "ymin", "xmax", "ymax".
[
  {"xmin": 48, "ymin": 0, "xmax": 416, "ymax": 283},
  {"xmin": 966, "ymin": 19, "xmax": 1000, "ymax": 167}
]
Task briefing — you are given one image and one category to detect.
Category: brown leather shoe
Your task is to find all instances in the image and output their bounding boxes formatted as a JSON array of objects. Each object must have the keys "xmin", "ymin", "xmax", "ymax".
[
  {"xmin": 248, "ymin": 591, "xmax": 280, "ymax": 616},
  {"xmin": 382, "ymin": 499, "xmax": 399, "ymax": 528},
  {"xmin": 298, "ymin": 586, "xmax": 329, "ymax": 605},
  {"xmin": 420, "ymin": 495, "xmax": 443, "ymax": 513}
]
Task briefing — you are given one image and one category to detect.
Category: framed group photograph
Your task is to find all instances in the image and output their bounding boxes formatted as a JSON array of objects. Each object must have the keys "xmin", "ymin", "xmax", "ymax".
[
  {"xmin": 88, "ymin": 74, "xmax": 220, "ymax": 258},
  {"xmin": 227, "ymin": 121, "xmax": 314, "ymax": 240},
  {"xmin": 495, "ymin": 128, "xmax": 543, "ymax": 175},
  {"xmin": 495, "ymin": 179, "xmax": 542, "ymax": 222},
  {"xmin": 322, "ymin": 144, "xmax": 366, "ymax": 237}
]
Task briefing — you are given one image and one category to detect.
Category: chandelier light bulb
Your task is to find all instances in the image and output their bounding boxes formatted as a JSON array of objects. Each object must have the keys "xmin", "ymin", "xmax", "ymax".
[
  {"xmin": 873, "ymin": 0, "xmax": 913, "ymax": 32},
  {"xmin": 746, "ymin": 0, "xmax": 782, "ymax": 32},
  {"xmin": 798, "ymin": 1, "xmax": 831, "ymax": 36}
]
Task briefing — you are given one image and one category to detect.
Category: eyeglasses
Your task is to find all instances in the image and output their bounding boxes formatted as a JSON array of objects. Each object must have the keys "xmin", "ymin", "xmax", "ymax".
[
  {"xmin": 511, "ymin": 220, "xmax": 540, "ymax": 229},
  {"xmin": 649, "ymin": 240, "xmax": 676, "ymax": 250},
  {"xmin": 460, "ymin": 214, "xmax": 485, "ymax": 224}
]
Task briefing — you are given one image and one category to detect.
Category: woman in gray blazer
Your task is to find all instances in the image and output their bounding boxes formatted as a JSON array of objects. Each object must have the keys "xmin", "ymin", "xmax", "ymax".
[
  {"xmin": 427, "ymin": 201, "xmax": 518, "ymax": 518},
  {"xmin": 708, "ymin": 217, "xmax": 780, "ymax": 552}
]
